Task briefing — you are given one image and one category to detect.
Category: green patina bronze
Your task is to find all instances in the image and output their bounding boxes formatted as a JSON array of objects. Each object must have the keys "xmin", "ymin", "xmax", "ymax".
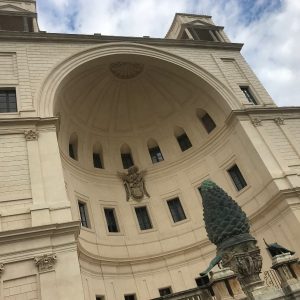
[{"xmin": 199, "ymin": 180, "xmax": 255, "ymax": 276}]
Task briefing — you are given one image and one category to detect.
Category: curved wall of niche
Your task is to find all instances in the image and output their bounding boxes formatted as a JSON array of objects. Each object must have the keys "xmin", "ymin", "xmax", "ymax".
[{"xmin": 52, "ymin": 49, "xmax": 274, "ymax": 288}]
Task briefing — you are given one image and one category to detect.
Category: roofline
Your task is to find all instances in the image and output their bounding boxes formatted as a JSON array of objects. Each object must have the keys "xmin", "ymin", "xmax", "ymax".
[{"xmin": 0, "ymin": 31, "xmax": 243, "ymax": 51}]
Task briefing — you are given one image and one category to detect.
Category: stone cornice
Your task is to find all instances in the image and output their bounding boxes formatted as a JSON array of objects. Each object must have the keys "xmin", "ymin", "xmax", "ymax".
[
  {"xmin": 0, "ymin": 11, "xmax": 36, "ymax": 17},
  {"xmin": 0, "ymin": 116, "xmax": 58, "ymax": 127},
  {"xmin": 0, "ymin": 221, "xmax": 80, "ymax": 244},
  {"xmin": 0, "ymin": 31, "xmax": 243, "ymax": 51},
  {"xmin": 226, "ymin": 106, "xmax": 300, "ymax": 125}
]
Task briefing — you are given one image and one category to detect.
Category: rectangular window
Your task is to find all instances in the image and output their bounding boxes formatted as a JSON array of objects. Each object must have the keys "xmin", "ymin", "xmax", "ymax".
[
  {"xmin": 104, "ymin": 208, "xmax": 119, "ymax": 233},
  {"xmin": 240, "ymin": 86, "xmax": 257, "ymax": 105},
  {"xmin": 69, "ymin": 144, "xmax": 76, "ymax": 160},
  {"xmin": 159, "ymin": 287, "xmax": 172, "ymax": 296},
  {"xmin": 149, "ymin": 146, "xmax": 164, "ymax": 164},
  {"xmin": 96, "ymin": 297, "xmax": 104, "ymax": 300},
  {"xmin": 167, "ymin": 198, "xmax": 186, "ymax": 223},
  {"xmin": 121, "ymin": 153, "xmax": 134, "ymax": 169},
  {"xmin": 227, "ymin": 164, "xmax": 247, "ymax": 191},
  {"xmin": 124, "ymin": 294, "xmax": 136, "ymax": 300},
  {"xmin": 177, "ymin": 133, "xmax": 192, "ymax": 151},
  {"xmin": 0, "ymin": 89, "xmax": 17, "ymax": 113},
  {"xmin": 201, "ymin": 113, "xmax": 216, "ymax": 133},
  {"xmin": 78, "ymin": 201, "xmax": 90, "ymax": 228},
  {"xmin": 135, "ymin": 206, "xmax": 152, "ymax": 230},
  {"xmin": 93, "ymin": 153, "xmax": 103, "ymax": 169}
]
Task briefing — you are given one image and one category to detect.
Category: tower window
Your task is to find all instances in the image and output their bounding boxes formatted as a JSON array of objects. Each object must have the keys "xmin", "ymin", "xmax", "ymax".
[
  {"xmin": 93, "ymin": 153, "xmax": 103, "ymax": 169},
  {"xmin": 0, "ymin": 89, "xmax": 17, "ymax": 113},
  {"xmin": 78, "ymin": 201, "xmax": 90, "ymax": 228},
  {"xmin": 177, "ymin": 133, "xmax": 192, "ymax": 151},
  {"xmin": 124, "ymin": 294, "xmax": 136, "ymax": 300},
  {"xmin": 121, "ymin": 153, "xmax": 134, "ymax": 169},
  {"xmin": 135, "ymin": 206, "xmax": 152, "ymax": 230},
  {"xmin": 227, "ymin": 164, "xmax": 247, "ymax": 191},
  {"xmin": 167, "ymin": 198, "xmax": 186, "ymax": 223},
  {"xmin": 159, "ymin": 287, "xmax": 172, "ymax": 296},
  {"xmin": 104, "ymin": 208, "xmax": 119, "ymax": 233},
  {"xmin": 201, "ymin": 113, "xmax": 216, "ymax": 133},
  {"xmin": 240, "ymin": 86, "xmax": 257, "ymax": 105}
]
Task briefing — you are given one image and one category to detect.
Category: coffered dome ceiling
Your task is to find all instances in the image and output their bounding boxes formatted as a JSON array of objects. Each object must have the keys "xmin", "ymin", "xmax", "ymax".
[{"xmin": 55, "ymin": 54, "xmax": 223, "ymax": 137}]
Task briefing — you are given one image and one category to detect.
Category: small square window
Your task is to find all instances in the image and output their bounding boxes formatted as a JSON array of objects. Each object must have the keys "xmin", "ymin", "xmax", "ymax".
[
  {"xmin": 201, "ymin": 113, "xmax": 216, "ymax": 133},
  {"xmin": 159, "ymin": 287, "xmax": 172, "ymax": 296},
  {"xmin": 227, "ymin": 164, "xmax": 247, "ymax": 191},
  {"xmin": 104, "ymin": 208, "xmax": 119, "ymax": 233},
  {"xmin": 78, "ymin": 201, "xmax": 90, "ymax": 228},
  {"xmin": 0, "ymin": 89, "xmax": 17, "ymax": 113},
  {"xmin": 124, "ymin": 294, "xmax": 136, "ymax": 300},
  {"xmin": 240, "ymin": 86, "xmax": 257, "ymax": 105},
  {"xmin": 167, "ymin": 198, "xmax": 186, "ymax": 223},
  {"xmin": 135, "ymin": 206, "xmax": 152, "ymax": 230}
]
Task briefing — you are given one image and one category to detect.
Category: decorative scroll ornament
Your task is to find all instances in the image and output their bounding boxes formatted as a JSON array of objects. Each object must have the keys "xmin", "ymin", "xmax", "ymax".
[
  {"xmin": 118, "ymin": 165, "xmax": 150, "ymax": 201},
  {"xmin": 251, "ymin": 118, "xmax": 262, "ymax": 127},
  {"xmin": 24, "ymin": 129, "xmax": 39, "ymax": 141},
  {"xmin": 34, "ymin": 254, "xmax": 57, "ymax": 272},
  {"xmin": 110, "ymin": 62, "xmax": 144, "ymax": 79},
  {"xmin": 274, "ymin": 117, "xmax": 285, "ymax": 126}
]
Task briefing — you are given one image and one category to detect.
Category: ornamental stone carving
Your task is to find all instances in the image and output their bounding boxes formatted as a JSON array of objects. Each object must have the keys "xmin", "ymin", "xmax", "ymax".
[
  {"xmin": 274, "ymin": 117, "xmax": 285, "ymax": 126},
  {"xmin": 110, "ymin": 62, "xmax": 144, "ymax": 79},
  {"xmin": 251, "ymin": 118, "xmax": 262, "ymax": 127},
  {"xmin": 118, "ymin": 165, "xmax": 150, "ymax": 201},
  {"xmin": 0, "ymin": 263, "xmax": 4, "ymax": 275},
  {"xmin": 34, "ymin": 254, "xmax": 57, "ymax": 272},
  {"xmin": 24, "ymin": 129, "xmax": 39, "ymax": 141}
]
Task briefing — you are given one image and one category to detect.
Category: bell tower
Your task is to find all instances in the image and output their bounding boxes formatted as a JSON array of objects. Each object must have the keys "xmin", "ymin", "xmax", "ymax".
[{"xmin": 0, "ymin": 0, "xmax": 39, "ymax": 32}]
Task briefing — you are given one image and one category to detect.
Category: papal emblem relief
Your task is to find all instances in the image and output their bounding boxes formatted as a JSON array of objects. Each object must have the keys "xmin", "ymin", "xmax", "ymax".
[{"xmin": 118, "ymin": 165, "xmax": 150, "ymax": 201}]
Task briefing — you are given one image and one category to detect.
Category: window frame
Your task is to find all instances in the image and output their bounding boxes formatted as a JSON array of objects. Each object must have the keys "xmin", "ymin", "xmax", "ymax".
[
  {"xmin": 227, "ymin": 163, "xmax": 248, "ymax": 192},
  {"xmin": 103, "ymin": 207, "xmax": 120, "ymax": 233},
  {"xmin": 78, "ymin": 200, "xmax": 91, "ymax": 229},
  {"xmin": 124, "ymin": 294, "xmax": 136, "ymax": 300},
  {"xmin": 0, "ymin": 87, "xmax": 18, "ymax": 114},
  {"xmin": 148, "ymin": 146, "xmax": 164, "ymax": 164},
  {"xmin": 200, "ymin": 113, "xmax": 216, "ymax": 134},
  {"xmin": 176, "ymin": 132, "xmax": 192, "ymax": 152},
  {"xmin": 240, "ymin": 85, "xmax": 258, "ymax": 105},
  {"xmin": 131, "ymin": 203, "xmax": 156, "ymax": 233},
  {"xmin": 121, "ymin": 152, "xmax": 134, "ymax": 169},
  {"xmin": 93, "ymin": 152, "xmax": 103, "ymax": 169},
  {"xmin": 159, "ymin": 287, "xmax": 172, "ymax": 297},
  {"xmin": 166, "ymin": 197, "xmax": 187, "ymax": 223}
]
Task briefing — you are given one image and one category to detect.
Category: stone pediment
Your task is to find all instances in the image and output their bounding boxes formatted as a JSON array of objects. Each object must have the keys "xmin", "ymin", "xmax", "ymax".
[{"xmin": 0, "ymin": 4, "xmax": 32, "ymax": 13}]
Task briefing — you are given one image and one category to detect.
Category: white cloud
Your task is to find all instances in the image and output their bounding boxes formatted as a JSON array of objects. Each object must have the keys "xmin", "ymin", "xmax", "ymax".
[{"xmin": 37, "ymin": 0, "xmax": 300, "ymax": 106}]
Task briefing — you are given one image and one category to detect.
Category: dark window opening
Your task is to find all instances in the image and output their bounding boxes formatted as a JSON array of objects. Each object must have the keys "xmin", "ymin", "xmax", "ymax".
[
  {"xmin": 167, "ymin": 198, "xmax": 186, "ymax": 223},
  {"xmin": 121, "ymin": 153, "xmax": 134, "ymax": 169},
  {"xmin": 0, "ymin": 89, "xmax": 17, "ymax": 113},
  {"xmin": 69, "ymin": 144, "xmax": 76, "ymax": 160},
  {"xmin": 240, "ymin": 86, "xmax": 257, "ymax": 105},
  {"xmin": 149, "ymin": 146, "xmax": 164, "ymax": 164},
  {"xmin": 96, "ymin": 297, "xmax": 104, "ymax": 300},
  {"xmin": 201, "ymin": 113, "xmax": 216, "ymax": 133},
  {"xmin": 193, "ymin": 28, "xmax": 215, "ymax": 41},
  {"xmin": 135, "ymin": 206, "xmax": 152, "ymax": 230},
  {"xmin": 78, "ymin": 201, "xmax": 90, "ymax": 228},
  {"xmin": 177, "ymin": 133, "xmax": 192, "ymax": 151},
  {"xmin": 93, "ymin": 153, "xmax": 103, "ymax": 169},
  {"xmin": 124, "ymin": 294, "xmax": 136, "ymax": 300},
  {"xmin": 159, "ymin": 287, "xmax": 172, "ymax": 297},
  {"xmin": 227, "ymin": 164, "xmax": 247, "ymax": 191},
  {"xmin": 104, "ymin": 208, "xmax": 119, "ymax": 233}
]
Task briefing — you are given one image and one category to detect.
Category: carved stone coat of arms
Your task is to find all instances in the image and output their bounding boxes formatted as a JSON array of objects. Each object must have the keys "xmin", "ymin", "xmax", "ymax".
[{"xmin": 118, "ymin": 165, "xmax": 150, "ymax": 201}]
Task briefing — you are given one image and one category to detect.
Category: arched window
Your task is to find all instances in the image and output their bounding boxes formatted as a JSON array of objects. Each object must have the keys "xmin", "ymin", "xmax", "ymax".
[
  {"xmin": 120, "ymin": 143, "xmax": 134, "ymax": 169},
  {"xmin": 147, "ymin": 139, "xmax": 164, "ymax": 164},
  {"xmin": 93, "ymin": 142, "xmax": 104, "ymax": 169},
  {"xmin": 174, "ymin": 126, "xmax": 192, "ymax": 151},
  {"xmin": 69, "ymin": 133, "xmax": 78, "ymax": 160},
  {"xmin": 197, "ymin": 109, "xmax": 216, "ymax": 133}
]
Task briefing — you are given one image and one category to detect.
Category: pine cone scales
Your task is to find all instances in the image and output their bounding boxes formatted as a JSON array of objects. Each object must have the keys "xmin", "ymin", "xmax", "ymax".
[{"xmin": 200, "ymin": 180, "xmax": 250, "ymax": 247}]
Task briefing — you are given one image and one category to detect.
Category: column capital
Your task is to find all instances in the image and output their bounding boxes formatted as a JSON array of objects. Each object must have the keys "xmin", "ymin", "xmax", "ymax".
[
  {"xmin": 24, "ymin": 129, "xmax": 39, "ymax": 141},
  {"xmin": 34, "ymin": 253, "xmax": 57, "ymax": 273}
]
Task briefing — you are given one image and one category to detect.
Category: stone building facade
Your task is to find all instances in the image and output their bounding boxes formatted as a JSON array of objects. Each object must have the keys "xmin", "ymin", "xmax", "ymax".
[{"xmin": 0, "ymin": 1, "xmax": 300, "ymax": 299}]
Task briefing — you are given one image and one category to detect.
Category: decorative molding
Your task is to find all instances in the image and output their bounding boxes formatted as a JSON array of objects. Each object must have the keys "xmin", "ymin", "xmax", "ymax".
[
  {"xmin": 110, "ymin": 62, "xmax": 144, "ymax": 79},
  {"xmin": 251, "ymin": 118, "xmax": 262, "ymax": 127},
  {"xmin": 0, "ymin": 263, "xmax": 4, "ymax": 275},
  {"xmin": 34, "ymin": 253, "xmax": 57, "ymax": 273},
  {"xmin": 24, "ymin": 129, "xmax": 39, "ymax": 141},
  {"xmin": 274, "ymin": 117, "xmax": 285, "ymax": 126}
]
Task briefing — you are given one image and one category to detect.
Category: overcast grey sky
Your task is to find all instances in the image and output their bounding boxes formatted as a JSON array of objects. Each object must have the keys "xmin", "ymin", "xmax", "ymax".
[{"xmin": 37, "ymin": 0, "xmax": 300, "ymax": 106}]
